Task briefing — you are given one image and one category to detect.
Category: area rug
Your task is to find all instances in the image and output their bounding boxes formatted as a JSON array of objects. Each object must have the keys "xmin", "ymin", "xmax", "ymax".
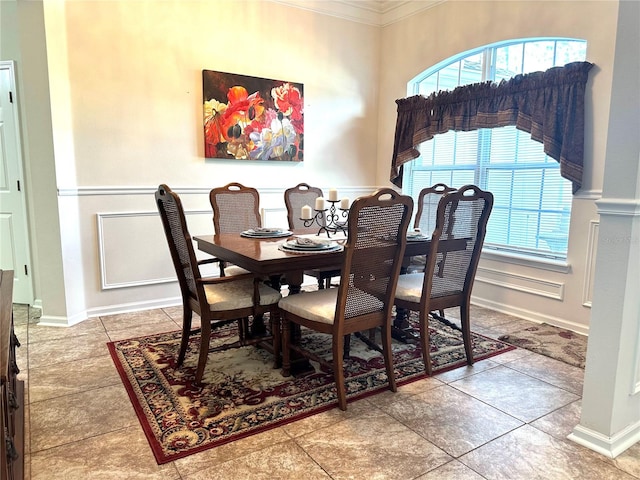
[
  {"xmin": 498, "ymin": 323, "xmax": 587, "ymax": 368},
  {"xmin": 108, "ymin": 314, "xmax": 514, "ymax": 464}
]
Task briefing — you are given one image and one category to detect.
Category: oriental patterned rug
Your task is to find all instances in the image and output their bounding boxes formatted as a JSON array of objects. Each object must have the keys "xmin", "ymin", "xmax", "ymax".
[
  {"xmin": 108, "ymin": 314, "xmax": 514, "ymax": 464},
  {"xmin": 498, "ymin": 323, "xmax": 587, "ymax": 368}
]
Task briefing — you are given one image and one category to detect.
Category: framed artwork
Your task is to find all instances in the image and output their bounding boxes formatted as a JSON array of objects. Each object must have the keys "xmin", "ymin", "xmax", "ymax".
[{"xmin": 203, "ymin": 70, "xmax": 304, "ymax": 161}]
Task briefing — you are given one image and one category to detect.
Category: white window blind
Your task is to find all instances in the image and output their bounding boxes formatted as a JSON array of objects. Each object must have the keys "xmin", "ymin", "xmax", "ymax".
[{"xmin": 404, "ymin": 38, "xmax": 587, "ymax": 259}]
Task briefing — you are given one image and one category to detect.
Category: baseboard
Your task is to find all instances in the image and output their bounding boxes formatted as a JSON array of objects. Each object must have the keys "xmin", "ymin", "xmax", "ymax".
[
  {"xmin": 86, "ymin": 296, "xmax": 182, "ymax": 319},
  {"xmin": 471, "ymin": 296, "xmax": 590, "ymax": 336},
  {"xmin": 568, "ymin": 421, "xmax": 640, "ymax": 458},
  {"xmin": 37, "ymin": 313, "xmax": 84, "ymax": 327}
]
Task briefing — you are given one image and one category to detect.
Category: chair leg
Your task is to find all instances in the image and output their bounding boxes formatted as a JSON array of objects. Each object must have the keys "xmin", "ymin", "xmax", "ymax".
[
  {"xmin": 381, "ymin": 324, "xmax": 397, "ymax": 393},
  {"xmin": 419, "ymin": 310, "xmax": 433, "ymax": 376},
  {"xmin": 460, "ymin": 303, "xmax": 474, "ymax": 366},
  {"xmin": 332, "ymin": 333, "xmax": 347, "ymax": 411},
  {"xmin": 318, "ymin": 277, "xmax": 325, "ymax": 289},
  {"xmin": 281, "ymin": 315, "xmax": 291, "ymax": 377},
  {"xmin": 177, "ymin": 305, "xmax": 193, "ymax": 366},
  {"xmin": 324, "ymin": 277, "xmax": 331, "ymax": 289},
  {"xmin": 195, "ymin": 320, "xmax": 212, "ymax": 384},
  {"xmin": 271, "ymin": 310, "xmax": 281, "ymax": 369}
]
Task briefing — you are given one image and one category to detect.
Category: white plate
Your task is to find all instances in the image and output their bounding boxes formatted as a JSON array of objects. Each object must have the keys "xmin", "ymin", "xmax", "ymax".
[
  {"xmin": 280, "ymin": 243, "xmax": 342, "ymax": 253},
  {"xmin": 284, "ymin": 239, "xmax": 336, "ymax": 250},
  {"xmin": 241, "ymin": 230, "xmax": 292, "ymax": 238}
]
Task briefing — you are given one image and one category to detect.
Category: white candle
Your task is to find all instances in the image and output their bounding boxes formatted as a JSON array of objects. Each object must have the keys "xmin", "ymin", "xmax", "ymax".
[
  {"xmin": 301, "ymin": 205, "xmax": 312, "ymax": 220},
  {"xmin": 340, "ymin": 198, "xmax": 350, "ymax": 209},
  {"xmin": 315, "ymin": 197, "xmax": 326, "ymax": 210},
  {"xmin": 328, "ymin": 188, "xmax": 338, "ymax": 201}
]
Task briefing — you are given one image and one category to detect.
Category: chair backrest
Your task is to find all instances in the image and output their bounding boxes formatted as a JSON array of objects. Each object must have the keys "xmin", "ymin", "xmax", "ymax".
[
  {"xmin": 283, "ymin": 183, "xmax": 324, "ymax": 232},
  {"xmin": 335, "ymin": 188, "xmax": 413, "ymax": 328},
  {"xmin": 424, "ymin": 184, "xmax": 493, "ymax": 305},
  {"xmin": 209, "ymin": 183, "xmax": 261, "ymax": 234},
  {"xmin": 155, "ymin": 184, "xmax": 202, "ymax": 304},
  {"xmin": 414, "ymin": 183, "xmax": 456, "ymax": 235}
]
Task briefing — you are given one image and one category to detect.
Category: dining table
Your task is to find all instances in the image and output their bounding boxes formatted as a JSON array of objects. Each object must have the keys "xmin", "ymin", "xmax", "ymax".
[
  {"xmin": 194, "ymin": 225, "xmax": 473, "ymax": 376},
  {"xmin": 193, "ymin": 230, "xmax": 466, "ymax": 337}
]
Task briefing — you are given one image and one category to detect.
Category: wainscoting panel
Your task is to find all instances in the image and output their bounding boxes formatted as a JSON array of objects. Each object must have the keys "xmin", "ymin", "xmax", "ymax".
[
  {"xmin": 475, "ymin": 266, "xmax": 565, "ymax": 301},
  {"xmin": 97, "ymin": 210, "xmax": 212, "ymax": 289}
]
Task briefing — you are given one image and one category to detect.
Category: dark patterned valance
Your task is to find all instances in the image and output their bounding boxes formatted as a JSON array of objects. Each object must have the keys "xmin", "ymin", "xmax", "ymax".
[{"xmin": 390, "ymin": 61, "xmax": 594, "ymax": 193}]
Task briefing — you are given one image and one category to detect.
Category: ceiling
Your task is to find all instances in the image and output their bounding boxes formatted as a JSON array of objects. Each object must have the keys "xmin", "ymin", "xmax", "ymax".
[{"xmin": 271, "ymin": 0, "xmax": 444, "ymax": 26}]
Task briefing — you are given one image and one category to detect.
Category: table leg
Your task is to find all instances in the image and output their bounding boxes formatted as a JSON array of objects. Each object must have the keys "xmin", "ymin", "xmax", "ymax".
[{"xmin": 282, "ymin": 271, "xmax": 315, "ymax": 376}]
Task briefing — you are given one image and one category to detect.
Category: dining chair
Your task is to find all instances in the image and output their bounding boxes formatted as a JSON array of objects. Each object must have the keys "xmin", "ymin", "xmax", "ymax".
[
  {"xmin": 155, "ymin": 184, "xmax": 282, "ymax": 384},
  {"xmin": 210, "ymin": 182, "xmax": 262, "ymax": 234},
  {"xmin": 407, "ymin": 183, "xmax": 457, "ymax": 274},
  {"xmin": 209, "ymin": 182, "xmax": 262, "ymax": 276},
  {"xmin": 279, "ymin": 188, "xmax": 413, "ymax": 410},
  {"xmin": 394, "ymin": 184, "xmax": 493, "ymax": 375},
  {"xmin": 283, "ymin": 183, "xmax": 341, "ymax": 289}
]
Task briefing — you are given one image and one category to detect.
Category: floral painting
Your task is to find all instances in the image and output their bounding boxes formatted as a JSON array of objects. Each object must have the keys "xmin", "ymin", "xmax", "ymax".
[{"xmin": 203, "ymin": 70, "xmax": 304, "ymax": 161}]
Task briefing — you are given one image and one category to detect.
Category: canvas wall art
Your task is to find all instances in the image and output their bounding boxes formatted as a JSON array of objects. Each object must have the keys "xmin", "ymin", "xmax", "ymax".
[{"xmin": 203, "ymin": 70, "xmax": 304, "ymax": 161}]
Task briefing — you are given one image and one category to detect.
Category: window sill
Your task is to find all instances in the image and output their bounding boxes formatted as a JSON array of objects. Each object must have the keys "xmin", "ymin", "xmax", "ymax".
[{"xmin": 481, "ymin": 249, "xmax": 571, "ymax": 273}]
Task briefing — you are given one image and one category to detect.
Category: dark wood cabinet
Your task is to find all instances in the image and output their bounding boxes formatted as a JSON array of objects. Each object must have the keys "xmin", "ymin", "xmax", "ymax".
[{"xmin": 1, "ymin": 270, "xmax": 24, "ymax": 480}]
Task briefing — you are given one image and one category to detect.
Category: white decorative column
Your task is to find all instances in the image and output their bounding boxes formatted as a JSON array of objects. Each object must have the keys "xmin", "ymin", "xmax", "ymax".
[{"xmin": 568, "ymin": 0, "xmax": 640, "ymax": 458}]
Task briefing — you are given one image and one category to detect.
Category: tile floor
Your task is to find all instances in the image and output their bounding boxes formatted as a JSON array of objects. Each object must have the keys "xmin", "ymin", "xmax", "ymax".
[{"xmin": 11, "ymin": 303, "xmax": 640, "ymax": 480}]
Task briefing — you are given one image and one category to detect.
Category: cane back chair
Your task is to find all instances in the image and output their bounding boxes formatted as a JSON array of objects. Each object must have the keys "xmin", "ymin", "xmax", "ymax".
[
  {"xmin": 394, "ymin": 184, "xmax": 493, "ymax": 375},
  {"xmin": 155, "ymin": 184, "xmax": 281, "ymax": 384},
  {"xmin": 284, "ymin": 183, "xmax": 342, "ymax": 289},
  {"xmin": 279, "ymin": 188, "xmax": 413, "ymax": 410},
  {"xmin": 209, "ymin": 182, "xmax": 262, "ymax": 276}
]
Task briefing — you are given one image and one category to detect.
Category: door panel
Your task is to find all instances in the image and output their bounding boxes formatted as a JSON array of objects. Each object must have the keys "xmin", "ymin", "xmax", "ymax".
[{"xmin": 0, "ymin": 62, "xmax": 33, "ymax": 304}]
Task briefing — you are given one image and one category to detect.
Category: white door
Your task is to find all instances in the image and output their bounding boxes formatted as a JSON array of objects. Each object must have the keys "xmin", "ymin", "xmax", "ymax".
[{"xmin": 0, "ymin": 61, "xmax": 34, "ymax": 304}]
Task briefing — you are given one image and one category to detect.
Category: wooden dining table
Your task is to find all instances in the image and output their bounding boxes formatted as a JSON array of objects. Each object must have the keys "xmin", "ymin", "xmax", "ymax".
[
  {"xmin": 194, "ymin": 231, "xmax": 471, "ymax": 371},
  {"xmin": 193, "ymin": 231, "xmax": 442, "ymax": 294}
]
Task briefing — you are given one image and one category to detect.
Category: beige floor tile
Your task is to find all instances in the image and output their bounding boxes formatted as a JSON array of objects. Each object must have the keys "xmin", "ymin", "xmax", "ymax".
[
  {"xmin": 460, "ymin": 424, "xmax": 637, "ymax": 479},
  {"xmin": 28, "ymin": 317, "xmax": 106, "ymax": 344},
  {"xmin": 434, "ymin": 358, "xmax": 500, "ymax": 384},
  {"xmin": 531, "ymin": 399, "xmax": 582, "ymax": 440},
  {"xmin": 486, "ymin": 346, "xmax": 535, "ymax": 364},
  {"xmin": 296, "ymin": 408, "xmax": 452, "ymax": 479},
  {"xmin": 30, "ymin": 425, "xmax": 179, "ymax": 480},
  {"xmin": 417, "ymin": 459, "xmax": 486, "ymax": 479},
  {"xmin": 450, "ymin": 365, "xmax": 579, "ymax": 422},
  {"xmin": 173, "ymin": 427, "xmax": 292, "ymax": 477},
  {"xmin": 28, "ymin": 354, "xmax": 121, "ymax": 403},
  {"xmin": 281, "ymin": 397, "xmax": 372, "ymax": 438},
  {"xmin": 612, "ymin": 442, "xmax": 640, "ymax": 478},
  {"xmin": 375, "ymin": 384, "xmax": 523, "ymax": 457},
  {"xmin": 28, "ymin": 331, "xmax": 111, "ymax": 369},
  {"xmin": 99, "ymin": 308, "xmax": 172, "ymax": 333},
  {"xmin": 505, "ymin": 352, "xmax": 584, "ymax": 395},
  {"xmin": 185, "ymin": 440, "xmax": 331, "ymax": 480},
  {"xmin": 161, "ymin": 305, "xmax": 184, "ymax": 322},
  {"xmin": 106, "ymin": 318, "xmax": 180, "ymax": 341},
  {"xmin": 30, "ymin": 384, "xmax": 137, "ymax": 451}
]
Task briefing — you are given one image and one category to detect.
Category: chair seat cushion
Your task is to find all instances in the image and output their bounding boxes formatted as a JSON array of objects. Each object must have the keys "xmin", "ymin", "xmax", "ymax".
[
  {"xmin": 396, "ymin": 273, "xmax": 461, "ymax": 303},
  {"xmin": 204, "ymin": 279, "xmax": 281, "ymax": 311},
  {"xmin": 223, "ymin": 265, "xmax": 252, "ymax": 276},
  {"xmin": 278, "ymin": 288, "xmax": 338, "ymax": 325}
]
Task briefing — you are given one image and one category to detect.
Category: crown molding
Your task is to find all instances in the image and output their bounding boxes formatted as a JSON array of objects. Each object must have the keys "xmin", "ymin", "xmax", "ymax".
[{"xmin": 269, "ymin": 0, "xmax": 444, "ymax": 27}]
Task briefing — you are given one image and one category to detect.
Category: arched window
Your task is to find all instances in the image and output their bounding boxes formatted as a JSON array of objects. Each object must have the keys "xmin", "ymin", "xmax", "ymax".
[{"xmin": 404, "ymin": 38, "xmax": 587, "ymax": 260}]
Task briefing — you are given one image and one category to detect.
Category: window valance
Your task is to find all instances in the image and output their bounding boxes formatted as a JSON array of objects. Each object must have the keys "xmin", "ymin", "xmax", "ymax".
[{"xmin": 390, "ymin": 61, "xmax": 594, "ymax": 193}]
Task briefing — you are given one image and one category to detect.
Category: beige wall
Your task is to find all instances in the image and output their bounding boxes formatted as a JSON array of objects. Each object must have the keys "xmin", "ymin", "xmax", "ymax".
[{"xmin": 378, "ymin": 0, "xmax": 619, "ymax": 333}]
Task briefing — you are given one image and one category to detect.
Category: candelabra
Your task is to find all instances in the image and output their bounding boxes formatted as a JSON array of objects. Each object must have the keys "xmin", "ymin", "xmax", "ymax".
[{"xmin": 300, "ymin": 200, "xmax": 349, "ymax": 237}]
